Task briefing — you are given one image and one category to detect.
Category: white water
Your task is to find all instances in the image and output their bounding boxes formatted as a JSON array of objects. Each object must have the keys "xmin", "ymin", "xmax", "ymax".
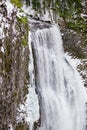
[{"xmin": 30, "ymin": 25, "xmax": 87, "ymax": 130}]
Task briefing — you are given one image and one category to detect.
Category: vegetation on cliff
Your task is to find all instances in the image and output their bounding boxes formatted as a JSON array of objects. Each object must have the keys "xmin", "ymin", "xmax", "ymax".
[
  {"xmin": 0, "ymin": 0, "xmax": 87, "ymax": 129},
  {"xmin": 23, "ymin": 0, "xmax": 87, "ymax": 87},
  {"xmin": 0, "ymin": 1, "xmax": 29, "ymax": 129},
  {"xmin": 10, "ymin": 0, "xmax": 22, "ymax": 8}
]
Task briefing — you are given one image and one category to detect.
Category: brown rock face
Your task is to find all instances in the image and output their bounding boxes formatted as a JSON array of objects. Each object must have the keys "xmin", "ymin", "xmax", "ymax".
[{"xmin": 0, "ymin": 2, "xmax": 29, "ymax": 129}]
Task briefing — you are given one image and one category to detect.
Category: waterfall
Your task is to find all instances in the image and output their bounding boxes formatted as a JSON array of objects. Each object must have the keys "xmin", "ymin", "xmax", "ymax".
[{"xmin": 29, "ymin": 25, "xmax": 87, "ymax": 130}]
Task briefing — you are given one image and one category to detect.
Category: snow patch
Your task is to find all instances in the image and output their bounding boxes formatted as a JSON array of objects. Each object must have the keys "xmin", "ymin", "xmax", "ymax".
[
  {"xmin": 5, "ymin": 1, "xmax": 14, "ymax": 18},
  {"xmin": 17, "ymin": 32, "xmax": 39, "ymax": 129},
  {"xmin": 1, "ymin": 46, "xmax": 4, "ymax": 53},
  {"xmin": 22, "ymin": 5, "xmax": 35, "ymax": 16},
  {"xmin": 8, "ymin": 124, "xmax": 13, "ymax": 130},
  {"xmin": 65, "ymin": 53, "xmax": 80, "ymax": 68}
]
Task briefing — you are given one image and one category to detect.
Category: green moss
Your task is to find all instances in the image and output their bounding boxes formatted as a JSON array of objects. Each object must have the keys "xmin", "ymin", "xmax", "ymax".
[
  {"xmin": 17, "ymin": 16, "xmax": 28, "ymax": 25},
  {"xmin": 21, "ymin": 38, "xmax": 27, "ymax": 47},
  {"xmin": 11, "ymin": 0, "xmax": 22, "ymax": 8},
  {"xmin": 17, "ymin": 16, "xmax": 29, "ymax": 47},
  {"xmin": 15, "ymin": 24, "xmax": 19, "ymax": 31},
  {"xmin": 17, "ymin": 16, "xmax": 29, "ymax": 33}
]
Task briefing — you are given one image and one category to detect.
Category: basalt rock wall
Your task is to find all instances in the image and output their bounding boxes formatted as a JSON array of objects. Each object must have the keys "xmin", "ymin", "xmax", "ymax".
[{"xmin": 0, "ymin": 2, "xmax": 29, "ymax": 129}]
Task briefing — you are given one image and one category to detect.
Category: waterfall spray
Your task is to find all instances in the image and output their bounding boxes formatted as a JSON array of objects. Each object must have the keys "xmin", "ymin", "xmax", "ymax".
[{"xmin": 29, "ymin": 25, "xmax": 87, "ymax": 130}]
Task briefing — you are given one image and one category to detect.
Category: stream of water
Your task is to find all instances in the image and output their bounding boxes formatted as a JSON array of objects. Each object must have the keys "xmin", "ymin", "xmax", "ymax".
[{"xmin": 29, "ymin": 25, "xmax": 87, "ymax": 130}]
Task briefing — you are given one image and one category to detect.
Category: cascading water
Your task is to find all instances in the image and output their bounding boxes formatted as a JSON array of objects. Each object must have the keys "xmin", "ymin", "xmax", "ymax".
[{"xmin": 29, "ymin": 24, "xmax": 87, "ymax": 130}]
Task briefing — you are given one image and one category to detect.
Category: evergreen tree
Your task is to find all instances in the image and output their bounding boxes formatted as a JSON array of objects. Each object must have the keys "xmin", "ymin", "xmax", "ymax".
[{"xmin": 32, "ymin": 0, "xmax": 41, "ymax": 11}]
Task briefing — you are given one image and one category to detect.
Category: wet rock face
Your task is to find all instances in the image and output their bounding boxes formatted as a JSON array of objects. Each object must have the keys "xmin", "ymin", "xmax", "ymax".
[
  {"xmin": 33, "ymin": 119, "xmax": 41, "ymax": 130},
  {"xmin": 29, "ymin": 17, "xmax": 52, "ymax": 31},
  {"xmin": 0, "ymin": 2, "xmax": 29, "ymax": 129},
  {"xmin": 61, "ymin": 26, "xmax": 87, "ymax": 87},
  {"xmin": 77, "ymin": 60, "xmax": 87, "ymax": 87}
]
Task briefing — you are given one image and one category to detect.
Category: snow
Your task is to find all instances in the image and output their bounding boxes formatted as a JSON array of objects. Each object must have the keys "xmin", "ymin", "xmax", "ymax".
[
  {"xmin": 0, "ymin": 1, "xmax": 86, "ymax": 129},
  {"xmin": 19, "ymin": 86, "xmax": 39, "ymax": 122},
  {"xmin": 64, "ymin": 54, "xmax": 86, "ymax": 87},
  {"xmin": 22, "ymin": 4, "xmax": 53, "ymax": 22},
  {"xmin": 40, "ymin": 11, "xmax": 52, "ymax": 21},
  {"xmin": 22, "ymin": 4, "xmax": 35, "ymax": 16},
  {"xmin": 65, "ymin": 53, "xmax": 80, "ymax": 68},
  {"xmin": 1, "ymin": 47, "xmax": 4, "ymax": 53},
  {"xmin": 8, "ymin": 124, "xmax": 13, "ymax": 130},
  {"xmin": 0, "ymin": 27, "xmax": 3, "ymax": 39},
  {"xmin": 5, "ymin": 1, "xmax": 14, "ymax": 18},
  {"xmin": 0, "ymin": 0, "xmax": 15, "ymax": 39},
  {"xmin": 81, "ymin": 13, "xmax": 87, "ymax": 17},
  {"xmin": 81, "ymin": 13, "xmax": 87, "ymax": 20},
  {"xmin": 17, "ymin": 32, "xmax": 39, "ymax": 130}
]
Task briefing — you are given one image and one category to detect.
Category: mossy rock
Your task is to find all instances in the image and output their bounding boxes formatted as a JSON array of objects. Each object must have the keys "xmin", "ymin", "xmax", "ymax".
[
  {"xmin": 11, "ymin": 0, "xmax": 22, "ymax": 8},
  {"xmin": 21, "ymin": 37, "xmax": 28, "ymax": 47},
  {"xmin": 15, "ymin": 121, "xmax": 29, "ymax": 130},
  {"xmin": 17, "ymin": 16, "xmax": 28, "ymax": 25},
  {"xmin": 16, "ymin": 16, "xmax": 29, "ymax": 47}
]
